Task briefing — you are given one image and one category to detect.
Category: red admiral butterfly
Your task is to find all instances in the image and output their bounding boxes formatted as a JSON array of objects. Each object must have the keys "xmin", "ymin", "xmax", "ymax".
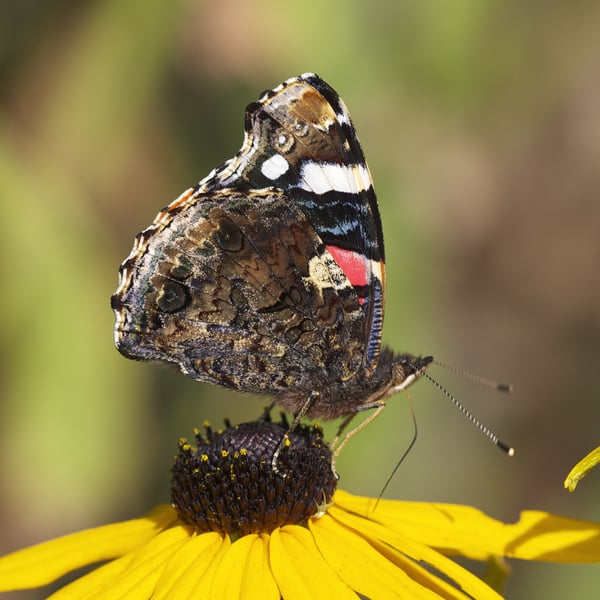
[{"xmin": 112, "ymin": 73, "xmax": 431, "ymax": 426}]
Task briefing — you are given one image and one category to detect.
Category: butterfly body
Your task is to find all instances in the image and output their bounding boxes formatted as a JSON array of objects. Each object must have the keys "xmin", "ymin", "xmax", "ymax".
[{"xmin": 112, "ymin": 73, "xmax": 431, "ymax": 420}]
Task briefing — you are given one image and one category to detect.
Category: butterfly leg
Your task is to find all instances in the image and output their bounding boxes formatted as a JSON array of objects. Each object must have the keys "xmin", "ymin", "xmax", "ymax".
[
  {"xmin": 331, "ymin": 412, "xmax": 359, "ymax": 449},
  {"xmin": 331, "ymin": 401, "xmax": 387, "ymax": 474},
  {"xmin": 271, "ymin": 390, "xmax": 320, "ymax": 472}
]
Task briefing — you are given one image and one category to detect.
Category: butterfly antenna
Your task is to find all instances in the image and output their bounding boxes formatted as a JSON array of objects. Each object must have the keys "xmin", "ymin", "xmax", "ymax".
[
  {"xmin": 372, "ymin": 390, "xmax": 418, "ymax": 512},
  {"xmin": 421, "ymin": 370, "xmax": 515, "ymax": 456},
  {"xmin": 432, "ymin": 360, "xmax": 512, "ymax": 393}
]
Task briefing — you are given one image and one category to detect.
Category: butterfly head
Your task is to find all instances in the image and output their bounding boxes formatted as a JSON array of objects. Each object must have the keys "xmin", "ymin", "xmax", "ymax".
[{"xmin": 386, "ymin": 353, "xmax": 434, "ymax": 398}]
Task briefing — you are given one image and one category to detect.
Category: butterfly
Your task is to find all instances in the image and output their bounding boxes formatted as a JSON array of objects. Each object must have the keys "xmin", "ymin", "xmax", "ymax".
[{"xmin": 111, "ymin": 73, "xmax": 431, "ymax": 430}]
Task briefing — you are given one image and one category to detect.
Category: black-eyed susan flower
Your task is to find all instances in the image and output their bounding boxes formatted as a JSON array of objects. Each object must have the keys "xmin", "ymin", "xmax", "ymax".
[{"xmin": 2, "ymin": 417, "xmax": 600, "ymax": 599}]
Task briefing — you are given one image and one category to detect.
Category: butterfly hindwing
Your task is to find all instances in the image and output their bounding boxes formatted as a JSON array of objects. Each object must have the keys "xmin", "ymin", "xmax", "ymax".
[{"xmin": 113, "ymin": 187, "xmax": 365, "ymax": 393}]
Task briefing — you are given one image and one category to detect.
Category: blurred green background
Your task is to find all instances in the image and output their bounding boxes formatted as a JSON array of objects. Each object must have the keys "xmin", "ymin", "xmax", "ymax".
[{"xmin": 1, "ymin": 1, "xmax": 599, "ymax": 597}]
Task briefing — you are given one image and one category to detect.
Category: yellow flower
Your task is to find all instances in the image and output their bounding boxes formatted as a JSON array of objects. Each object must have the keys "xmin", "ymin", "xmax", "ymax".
[{"xmin": 1, "ymin": 418, "xmax": 600, "ymax": 599}]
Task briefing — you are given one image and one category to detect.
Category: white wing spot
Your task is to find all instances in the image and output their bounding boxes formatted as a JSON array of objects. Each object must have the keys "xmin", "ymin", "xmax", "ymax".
[
  {"xmin": 299, "ymin": 162, "xmax": 372, "ymax": 194},
  {"xmin": 260, "ymin": 154, "xmax": 290, "ymax": 180}
]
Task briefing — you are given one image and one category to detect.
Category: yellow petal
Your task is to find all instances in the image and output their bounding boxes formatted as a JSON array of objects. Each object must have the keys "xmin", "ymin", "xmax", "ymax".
[
  {"xmin": 153, "ymin": 532, "xmax": 227, "ymax": 599},
  {"xmin": 334, "ymin": 491, "xmax": 600, "ymax": 564},
  {"xmin": 310, "ymin": 513, "xmax": 453, "ymax": 599},
  {"xmin": 0, "ymin": 504, "xmax": 177, "ymax": 590},
  {"xmin": 164, "ymin": 532, "xmax": 230, "ymax": 598},
  {"xmin": 333, "ymin": 490, "xmax": 507, "ymax": 561},
  {"xmin": 564, "ymin": 446, "xmax": 600, "ymax": 491},
  {"xmin": 365, "ymin": 536, "xmax": 472, "ymax": 600},
  {"xmin": 497, "ymin": 511, "xmax": 600, "ymax": 562},
  {"xmin": 211, "ymin": 533, "xmax": 279, "ymax": 600},
  {"xmin": 269, "ymin": 526, "xmax": 356, "ymax": 600},
  {"xmin": 85, "ymin": 523, "xmax": 194, "ymax": 599},
  {"xmin": 49, "ymin": 555, "xmax": 132, "ymax": 599},
  {"xmin": 329, "ymin": 505, "xmax": 503, "ymax": 600}
]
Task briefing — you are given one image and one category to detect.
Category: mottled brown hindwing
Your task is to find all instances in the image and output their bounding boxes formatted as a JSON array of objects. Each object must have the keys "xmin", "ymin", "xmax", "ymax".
[{"xmin": 113, "ymin": 189, "xmax": 365, "ymax": 393}]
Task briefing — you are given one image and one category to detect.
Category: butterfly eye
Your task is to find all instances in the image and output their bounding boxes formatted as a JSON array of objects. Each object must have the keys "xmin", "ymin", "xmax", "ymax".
[{"xmin": 391, "ymin": 362, "xmax": 408, "ymax": 386}]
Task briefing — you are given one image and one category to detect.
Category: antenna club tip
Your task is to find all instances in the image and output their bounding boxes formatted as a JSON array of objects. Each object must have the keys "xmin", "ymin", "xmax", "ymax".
[
  {"xmin": 497, "ymin": 383, "xmax": 513, "ymax": 393},
  {"xmin": 498, "ymin": 440, "xmax": 515, "ymax": 456}
]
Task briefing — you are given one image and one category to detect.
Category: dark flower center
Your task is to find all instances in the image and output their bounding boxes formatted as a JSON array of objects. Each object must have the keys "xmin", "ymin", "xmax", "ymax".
[{"xmin": 171, "ymin": 416, "xmax": 337, "ymax": 536}]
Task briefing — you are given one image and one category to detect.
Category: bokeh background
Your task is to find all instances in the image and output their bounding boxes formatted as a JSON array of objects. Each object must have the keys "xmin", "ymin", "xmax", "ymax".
[{"xmin": 1, "ymin": 1, "xmax": 599, "ymax": 597}]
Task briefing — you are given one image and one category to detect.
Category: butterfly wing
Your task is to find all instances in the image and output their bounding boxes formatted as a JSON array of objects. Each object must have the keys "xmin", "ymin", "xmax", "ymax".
[
  {"xmin": 112, "ymin": 74, "xmax": 386, "ymax": 398},
  {"xmin": 113, "ymin": 187, "xmax": 365, "ymax": 394},
  {"xmin": 198, "ymin": 73, "xmax": 387, "ymax": 371}
]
